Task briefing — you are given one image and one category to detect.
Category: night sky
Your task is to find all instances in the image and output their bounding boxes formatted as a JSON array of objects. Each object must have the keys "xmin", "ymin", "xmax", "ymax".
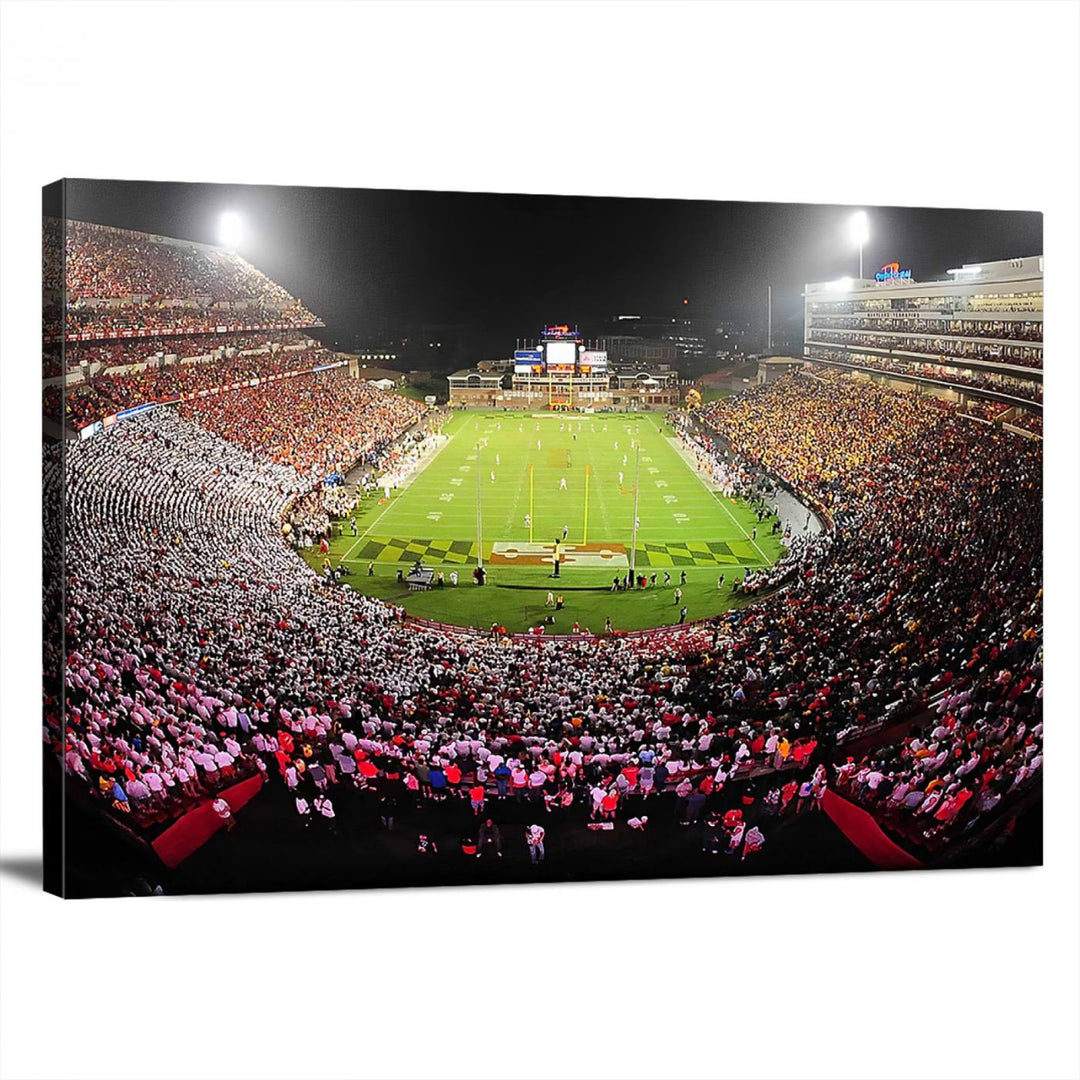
[{"xmin": 65, "ymin": 179, "xmax": 1042, "ymax": 363}]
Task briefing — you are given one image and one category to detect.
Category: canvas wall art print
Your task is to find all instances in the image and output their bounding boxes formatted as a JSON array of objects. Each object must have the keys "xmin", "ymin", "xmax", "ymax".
[{"xmin": 42, "ymin": 180, "xmax": 1043, "ymax": 897}]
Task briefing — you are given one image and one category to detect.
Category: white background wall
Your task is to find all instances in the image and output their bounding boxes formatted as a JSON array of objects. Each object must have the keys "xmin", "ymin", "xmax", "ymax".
[{"xmin": 2, "ymin": 3, "xmax": 1078, "ymax": 1079}]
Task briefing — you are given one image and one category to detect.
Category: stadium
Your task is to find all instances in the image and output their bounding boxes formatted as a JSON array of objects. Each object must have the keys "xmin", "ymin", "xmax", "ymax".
[{"xmin": 43, "ymin": 195, "xmax": 1043, "ymax": 897}]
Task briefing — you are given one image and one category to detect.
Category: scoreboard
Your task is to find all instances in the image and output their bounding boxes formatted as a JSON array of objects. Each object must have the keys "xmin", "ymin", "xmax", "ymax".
[
  {"xmin": 544, "ymin": 339, "xmax": 577, "ymax": 371},
  {"xmin": 509, "ymin": 323, "xmax": 612, "ymax": 407},
  {"xmin": 511, "ymin": 326, "xmax": 603, "ymax": 381}
]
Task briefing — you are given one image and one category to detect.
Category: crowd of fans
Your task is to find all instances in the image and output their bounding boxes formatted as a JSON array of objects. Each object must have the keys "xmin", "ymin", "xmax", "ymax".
[
  {"xmin": 43, "ymin": 216, "xmax": 63, "ymax": 291},
  {"xmin": 51, "ymin": 413, "xmax": 813, "ymax": 846},
  {"xmin": 178, "ymin": 367, "xmax": 425, "ymax": 479},
  {"xmin": 57, "ymin": 222, "xmax": 320, "ymax": 338},
  {"xmin": 804, "ymin": 347, "xmax": 1043, "ymax": 403},
  {"xmin": 808, "ymin": 296, "xmax": 1042, "ymax": 317},
  {"xmin": 43, "ymin": 350, "xmax": 63, "ymax": 379},
  {"xmin": 42, "ymin": 385, "xmax": 62, "ymax": 425},
  {"xmin": 836, "ymin": 661, "xmax": 1042, "ymax": 853},
  {"xmin": 808, "ymin": 315, "xmax": 1043, "ymax": 345},
  {"xmin": 693, "ymin": 371, "xmax": 1043, "ymax": 843},
  {"xmin": 64, "ymin": 305, "xmax": 320, "ymax": 339},
  {"xmin": 62, "ymin": 330, "xmax": 316, "ymax": 373},
  {"xmin": 806, "ymin": 330, "xmax": 1043, "ymax": 371},
  {"xmin": 959, "ymin": 400, "xmax": 1011, "ymax": 422},
  {"xmin": 1005, "ymin": 411, "xmax": 1043, "ymax": 437},
  {"xmin": 61, "ymin": 344, "xmax": 339, "ymax": 430},
  {"xmin": 65, "ymin": 221, "xmax": 312, "ymax": 305},
  {"xmin": 48, "ymin": 368, "xmax": 1041, "ymax": 869}
]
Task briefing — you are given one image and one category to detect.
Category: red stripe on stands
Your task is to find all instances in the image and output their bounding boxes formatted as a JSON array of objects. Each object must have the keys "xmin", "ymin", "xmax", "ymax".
[
  {"xmin": 151, "ymin": 773, "xmax": 265, "ymax": 869},
  {"xmin": 822, "ymin": 789, "xmax": 923, "ymax": 871}
]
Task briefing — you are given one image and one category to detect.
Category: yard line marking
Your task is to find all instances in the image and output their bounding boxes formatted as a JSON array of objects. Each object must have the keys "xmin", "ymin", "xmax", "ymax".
[
  {"xmin": 340, "ymin": 493, "xmax": 402, "ymax": 561},
  {"xmin": 710, "ymin": 490, "xmax": 771, "ymax": 564},
  {"xmin": 505, "ymin": 459, "xmax": 527, "ymax": 542}
]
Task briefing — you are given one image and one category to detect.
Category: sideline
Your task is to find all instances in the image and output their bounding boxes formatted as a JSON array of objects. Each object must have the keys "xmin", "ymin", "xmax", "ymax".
[
  {"xmin": 667, "ymin": 432, "xmax": 773, "ymax": 565},
  {"xmin": 341, "ymin": 424, "xmax": 456, "ymax": 560}
]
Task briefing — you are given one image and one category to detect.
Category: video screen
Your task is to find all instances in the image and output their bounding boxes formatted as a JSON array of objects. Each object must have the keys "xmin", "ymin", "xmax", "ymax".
[{"xmin": 544, "ymin": 340, "xmax": 577, "ymax": 368}]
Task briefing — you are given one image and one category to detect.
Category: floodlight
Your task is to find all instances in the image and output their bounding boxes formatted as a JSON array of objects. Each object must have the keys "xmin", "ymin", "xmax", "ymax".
[
  {"xmin": 219, "ymin": 212, "xmax": 243, "ymax": 249},
  {"xmin": 849, "ymin": 210, "xmax": 869, "ymax": 247},
  {"xmin": 848, "ymin": 211, "xmax": 870, "ymax": 278}
]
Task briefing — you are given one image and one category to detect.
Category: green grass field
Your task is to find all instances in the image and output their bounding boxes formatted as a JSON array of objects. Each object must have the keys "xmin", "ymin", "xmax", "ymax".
[{"xmin": 302, "ymin": 410, "xmax": 784, "ymax": 633}]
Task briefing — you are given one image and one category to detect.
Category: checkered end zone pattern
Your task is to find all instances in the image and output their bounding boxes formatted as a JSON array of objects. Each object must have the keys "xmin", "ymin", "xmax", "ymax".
[
  {"xmin": 635, "ymin": 540, "xmax": 761, "ymax": 567},
  {"xmin": 353, "ymin": 537, "xmax": 479, "ymax": 565},
  {"xmin": 349, "ymin": 537, "xmax": 765, "ymax": 568}
]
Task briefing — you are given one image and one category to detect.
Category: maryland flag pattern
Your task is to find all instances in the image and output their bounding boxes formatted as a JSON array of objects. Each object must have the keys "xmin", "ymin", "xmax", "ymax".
[
  {"xmin": 349, "ymin": 536, "xmax": 769, "ymax": 568},
  {"xmin": 351, "ymin": 537, "xmax": 480, "ymax": 565},
  {"xmin": 633, "ymin": 540, "xmax": 764, "ymax": 568}
]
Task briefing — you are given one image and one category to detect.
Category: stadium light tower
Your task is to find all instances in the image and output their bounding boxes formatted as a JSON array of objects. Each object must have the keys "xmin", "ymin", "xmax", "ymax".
[
  {"xmin": 849, "ymin": 210, "xmax": 869, "ymax": 279},
  {"xmin": 218, "ymin": 211, "xmax": 244, "ymax": 250}
]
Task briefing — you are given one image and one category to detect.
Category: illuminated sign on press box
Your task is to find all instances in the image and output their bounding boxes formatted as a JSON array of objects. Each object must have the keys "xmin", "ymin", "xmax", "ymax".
[
  {"xmin": 875, "ymin": 262, "xmax": 912, "ymax": 282},
  {"xmin": 580, "ymin": 349, "xmax": 608, "ymax": 371}
]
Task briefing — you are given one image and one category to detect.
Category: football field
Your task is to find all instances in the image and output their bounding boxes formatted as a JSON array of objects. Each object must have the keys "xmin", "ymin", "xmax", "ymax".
[{"xmin": 306, "ymin": 410, "xmax": 785, "ymax": 632}]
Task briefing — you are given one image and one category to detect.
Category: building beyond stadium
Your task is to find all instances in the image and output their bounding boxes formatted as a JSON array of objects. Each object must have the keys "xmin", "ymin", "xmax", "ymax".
[
  {"xmin": 803, "ymin": 256, "xmax": 1042, "ymax": 417},
  {"xmin": 448, "ymin": 324, "xmax": 680, "ymax": 409}
]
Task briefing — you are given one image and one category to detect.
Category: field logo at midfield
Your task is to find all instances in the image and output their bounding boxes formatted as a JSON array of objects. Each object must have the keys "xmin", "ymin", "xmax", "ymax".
[{"xmin": 490, "ymin": 542, "xmax": 629, "ymax": 568}]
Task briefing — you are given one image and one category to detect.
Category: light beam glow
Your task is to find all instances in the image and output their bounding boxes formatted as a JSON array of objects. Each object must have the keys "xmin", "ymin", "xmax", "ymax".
[
  {"xmin": 849, "ymin": 210, "xmax": 869, "ymax": 247},
  {"xmin": 218, "ymin": 212, "xmax": 244, "ymax": 250}
]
